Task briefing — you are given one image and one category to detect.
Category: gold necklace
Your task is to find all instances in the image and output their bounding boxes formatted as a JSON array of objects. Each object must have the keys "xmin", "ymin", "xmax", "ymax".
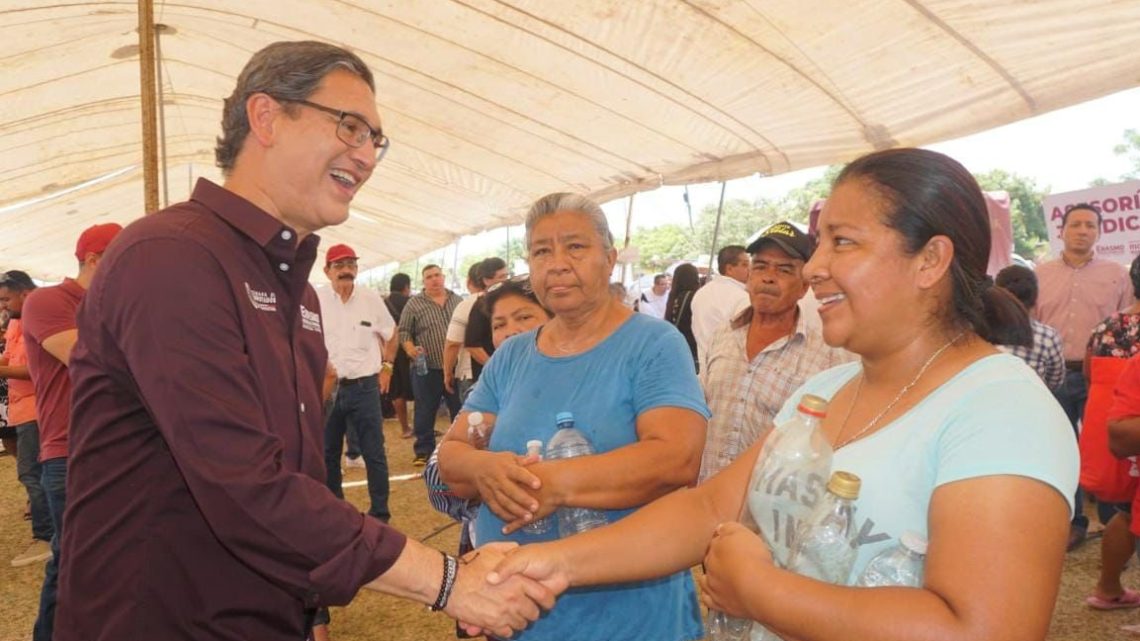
[{"xmin": 835, "ymin": 331, "xmax": 966, "ymax": 449}]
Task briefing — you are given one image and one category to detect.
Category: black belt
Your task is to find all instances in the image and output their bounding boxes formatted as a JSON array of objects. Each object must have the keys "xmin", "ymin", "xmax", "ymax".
[
  {"xmin": 1065, "ymin": 360, "xmax": 1084, "ymax": 372},
  {"xmin": 338, "ymin": 374, "xmax": 377, "ymax": 387}
]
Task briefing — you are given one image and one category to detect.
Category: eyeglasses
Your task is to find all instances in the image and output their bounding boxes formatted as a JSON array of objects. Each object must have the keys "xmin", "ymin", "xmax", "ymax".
[{"xmin": 276, "ymin": 98, "xmax": 390, "ymax": 162}]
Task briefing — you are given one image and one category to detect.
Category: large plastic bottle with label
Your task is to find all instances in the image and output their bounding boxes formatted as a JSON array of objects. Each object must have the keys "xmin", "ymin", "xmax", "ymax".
[{"xmin": 709, "ymin": 394, "xmax": 832, "ymax": 641}]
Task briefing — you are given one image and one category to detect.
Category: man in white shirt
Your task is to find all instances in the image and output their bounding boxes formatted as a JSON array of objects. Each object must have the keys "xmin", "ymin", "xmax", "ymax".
[
  {"xmin": 316, "ymin": 243, "xmax": 398, "ymax": 522},
  {"xmin": 638, "ymin": 273, "xmax": 670, "ymax": 319},
  {"xmin": 444, "ymin": 263, "xmax": 484, "ymax": 402},
  {"xmin": 691, "ymin": 244, "xmax": 750, "ymax": 370}
]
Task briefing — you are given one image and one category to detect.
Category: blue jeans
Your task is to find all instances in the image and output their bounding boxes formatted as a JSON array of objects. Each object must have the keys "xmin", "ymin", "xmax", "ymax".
[
  {"xmin": 1055, "ymin": 369, "xmax": 1089, "ymax": 530},
  {"xmin": 15, "ymin": 422, "xmax": 52, "ymax": 541},
  {"xmin": 411, "ymin": 368, "xmax": 460, "ymax": 458},
  {"xmin": 324, "ymin": 376, "xmax": 390, "ymax": 522},
  {"xmin": 34, "ymin": 457, "xmax": 67, "ymax": 641}
]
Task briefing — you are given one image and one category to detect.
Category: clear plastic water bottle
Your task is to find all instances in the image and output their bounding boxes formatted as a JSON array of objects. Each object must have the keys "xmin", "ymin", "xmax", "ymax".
[
  {"xmin": 414, "ymin": 347, "xmax": 428, "ymax": 376},
  {"xmin": 467, "ymin": 412, "xmax": 490, "ymax": 449},
  {"xmin": 707, "ymin": 612, "xmax": 752, "ymax": 641},
  {"xmin": 856, "ymin": 531, "xmax": 927, "ymax": 588},
  {"xmin": 522, "ymin": 440, "xmax": 552, "ymax": 535},
  {"xmin": 545, "ymin": 412, "xmax": 607, "ymax": 536},
  {"xmin": 710, "ymin": 394, "xmax": 831, "ymax": 641},
  {"xmin": 786, "ymin": 471, "xmax": 861, "ymax": 585}
]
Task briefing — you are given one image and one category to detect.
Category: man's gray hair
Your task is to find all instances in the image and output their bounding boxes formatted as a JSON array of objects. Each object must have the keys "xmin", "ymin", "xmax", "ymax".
[
  {"xmin": 524, "ymin": 193, "xmax": 614, "ymax": 251},
  {"xmin": 215, "ymin": 41, "xmax": 375, "ymax": 175}
]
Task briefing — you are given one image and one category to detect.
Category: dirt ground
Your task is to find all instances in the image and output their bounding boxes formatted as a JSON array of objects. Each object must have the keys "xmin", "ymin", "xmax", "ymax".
[{"xmin": 0, "ymin": 414, "xmax": 1135, "ymax": 640}]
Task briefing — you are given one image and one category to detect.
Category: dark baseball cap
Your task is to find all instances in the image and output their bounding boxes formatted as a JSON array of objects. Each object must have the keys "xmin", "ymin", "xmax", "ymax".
[
  {"xmin": 0, "ymin": 270, "xmax": 35, "ymax": 290},
  {"xmin": 745, "ymin": 221, "xmax": 813, "ymax": 261}
]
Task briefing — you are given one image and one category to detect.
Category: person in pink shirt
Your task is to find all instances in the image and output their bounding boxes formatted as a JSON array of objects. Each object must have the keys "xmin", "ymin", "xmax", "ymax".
[{"xmin": 1035, "ymin": 203, "xmax": 1131, "ymax": 550}]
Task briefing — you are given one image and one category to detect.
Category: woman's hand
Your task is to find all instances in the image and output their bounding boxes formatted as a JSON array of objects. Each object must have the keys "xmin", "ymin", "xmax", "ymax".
[
  {"xmin": 699, "ymin": 521, "xmax": 772, "ymax": 619},
  {"xmin": 472, "ymin": 451, "xmax": 545, "ymax": 525},
  {"xmin": 487, "ymin": 542, "xmax": 573, "ymax": 599},
  {"xmin": 500, "ymin": 461, "xmax": 560, "ymax": 534}
]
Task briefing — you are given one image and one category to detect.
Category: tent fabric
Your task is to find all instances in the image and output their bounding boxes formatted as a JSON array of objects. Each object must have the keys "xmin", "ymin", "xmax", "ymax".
[{"xmin": 4, "ymin": 1, "xmax": 1140, "ymax": 280}]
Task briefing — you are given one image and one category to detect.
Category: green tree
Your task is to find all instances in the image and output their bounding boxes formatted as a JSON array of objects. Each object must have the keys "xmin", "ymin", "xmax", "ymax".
[
  {"xmin": 629, "ymin": 223, "xmax": 698, "ymax": 272},
  {"xmin": 1114, "ymin": 128, "xmax": 1140, "ymax": 180},
  {"xmin": 972, "ymin": 169, "xmax": 1048, "ymax": 259}
]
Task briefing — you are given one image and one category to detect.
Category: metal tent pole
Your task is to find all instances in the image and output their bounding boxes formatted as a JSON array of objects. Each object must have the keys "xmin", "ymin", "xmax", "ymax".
[{"xmin": 708, "ymin": 182, "xmax": 727, "ymax": 275}]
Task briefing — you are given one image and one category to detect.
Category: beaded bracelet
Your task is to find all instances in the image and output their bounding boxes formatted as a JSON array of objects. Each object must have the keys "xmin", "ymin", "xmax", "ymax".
[{"xmin": 429, "ymin": 551, "xmax": 459, "ymax": 612}]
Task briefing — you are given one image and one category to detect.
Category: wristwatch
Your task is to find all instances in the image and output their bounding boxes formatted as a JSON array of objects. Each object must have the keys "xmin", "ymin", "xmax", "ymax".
[{"xmin": 380, "ymin": 361, "xmax": 394, "ymax": 374}]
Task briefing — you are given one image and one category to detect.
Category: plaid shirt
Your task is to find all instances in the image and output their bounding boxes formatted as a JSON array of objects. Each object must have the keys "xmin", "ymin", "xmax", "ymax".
[
  {"xmin": 697, "ymin": 304, "xmax": 855, "ymax": 482},
  {"xmin": 1000, "ymin": 319, "xmax": 1064, "ymax": 391},
  {"xmin": 398, "ymin": 290, "xmax": 461, "ymax": 369}
]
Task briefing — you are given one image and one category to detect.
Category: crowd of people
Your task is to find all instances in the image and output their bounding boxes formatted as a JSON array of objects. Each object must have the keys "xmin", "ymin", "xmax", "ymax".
[{"xmin": 0, "ymin": 38, "xmax": 1133, "ymax": 641}]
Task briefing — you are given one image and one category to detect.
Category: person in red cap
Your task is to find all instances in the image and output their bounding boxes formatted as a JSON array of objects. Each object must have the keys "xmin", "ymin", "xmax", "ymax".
[
  {"xmin": 316, "ymin": 242, "xmax": 398, "ymax": 523},
  {"xmin": 22, "ymin": 221, "xmax": 122, "ymax": 641}
]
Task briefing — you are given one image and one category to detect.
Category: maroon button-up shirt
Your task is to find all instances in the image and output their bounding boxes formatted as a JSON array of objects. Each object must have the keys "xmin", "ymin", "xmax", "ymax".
[{"xmin": 58, "ymin": 179, "xmax": 407, "ymax": 641}]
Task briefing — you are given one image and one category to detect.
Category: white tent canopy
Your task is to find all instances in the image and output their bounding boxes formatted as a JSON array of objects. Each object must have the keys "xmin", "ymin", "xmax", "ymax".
[{"xmin": 4, "ymin": 1, "xmax": 1140, "ymax": 280}]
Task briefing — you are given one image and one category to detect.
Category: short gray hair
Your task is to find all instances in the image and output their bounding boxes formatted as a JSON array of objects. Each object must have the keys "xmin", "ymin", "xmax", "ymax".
[
  {"xmin": 524, "ymin": 193, "xmax": 614, "ymax": 251},
  {"xmin": 215, "ymin": 41, "xmax": 375, "ymax": 175}
]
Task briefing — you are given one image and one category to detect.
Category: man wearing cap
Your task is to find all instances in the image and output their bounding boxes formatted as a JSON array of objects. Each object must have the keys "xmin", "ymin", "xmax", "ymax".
[
  {"xmin": 316, "ymin": 243, "xmax": 398, "ymax": 523},
  {"xmin": 690, "ymin": 244, "xmax": 750, "ymax": 371},
  {"xmin": 56, "ymin": 42, "xmax": 547, "ymax": 641},
  {"xmin": 22, "ymin": 222, "xmax": 122, "ymax": 641},
  {"xmin": 697, "ymin": 221, "xmax": 852, "ymax": 482},
  {"xmin": 0, "ymin": 271, "xmax": 52, "ymax": 569}
]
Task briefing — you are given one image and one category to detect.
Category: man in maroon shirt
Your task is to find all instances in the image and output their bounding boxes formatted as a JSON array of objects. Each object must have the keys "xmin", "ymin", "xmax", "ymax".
[
  {"xmin": 57, "ymin": 41, "xmax": 550, "ymax": 641},
  {"xmin": 22, "ymin": 222, "xmax": 121, "ymax": 641}
]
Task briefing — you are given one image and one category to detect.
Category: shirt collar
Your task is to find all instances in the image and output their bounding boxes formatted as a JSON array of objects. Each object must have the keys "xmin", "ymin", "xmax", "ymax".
[
  {"xmin": 730, "ymin": 301, "xmax": 810, "ymax": 340},
  {"xmin": 60, "ymin": 278, "xmax": 85, "ymax": 299},
  {"xmin": 190, "ymin": 178, "xmax": 319, "ymax": 273},
  {"xmin": 713, "ymin": 273, "xmax": 748, "ymax": 291}
]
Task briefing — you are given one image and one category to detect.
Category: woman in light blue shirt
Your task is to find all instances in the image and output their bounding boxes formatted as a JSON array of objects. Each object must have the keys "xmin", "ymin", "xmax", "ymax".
[{"xmin": 490, "ymin": 149, "xmax": 1078, "ymax": 641}]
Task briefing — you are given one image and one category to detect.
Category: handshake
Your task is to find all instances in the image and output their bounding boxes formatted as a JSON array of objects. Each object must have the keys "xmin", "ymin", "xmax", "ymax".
[{"xmin": 440, "ymin": 541, "xmax": 570, "ymax": 639}]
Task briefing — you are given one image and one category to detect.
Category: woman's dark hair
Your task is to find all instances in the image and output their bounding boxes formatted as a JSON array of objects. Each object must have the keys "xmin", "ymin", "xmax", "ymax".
[
  {"xmin": 665, "ymin": 263, "xmax": 701, "ymax": 322},
  {"xmin": 482, "ymin": 276, "xmax": 551, "ymax": 320},
  {"xmin": 836, "ymin": 148, "xmax": 1032, "ymax": 347},
  {"xmin": 478, "ymin": 257, "xmax": 508, "ymax": 285},
  {"xmin": 467, "ymin": 262, "xmax": 483, "ymax": 290},
  {"xmin": 1130, "ymin": 254, "xmax": 1140, "ymax": 300},
  {"xmin": 994, "ymin": 264, "xmax": 1038, "ymax": 309}
]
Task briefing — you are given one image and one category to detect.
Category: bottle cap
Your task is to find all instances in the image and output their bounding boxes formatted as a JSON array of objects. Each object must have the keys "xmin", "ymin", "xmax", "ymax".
[
  {"xmin": 555, "ymin": 411, "xmax": 574, "ymax": 425},
  {"xmin": 827, "ymin": 471, "xmax": 861, "ymax": 499},
  {"xmin": 797, "ymin": 394, "xmax": 828, "ymax": 418},
  {"xmin": 468, "ymin": 412, "xmax": 484, "ymax": 427},
  {"xmin": 900, "ymin": 530, "xmax": 928, "ymax": 555},
  {"xmin": 525, "ymin": 439, "xmax": 543, "ymax": 453}
]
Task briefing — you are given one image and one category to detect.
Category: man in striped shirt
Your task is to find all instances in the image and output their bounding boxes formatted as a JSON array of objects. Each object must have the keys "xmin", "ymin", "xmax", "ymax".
[{"xmin": 399, "ymin": 264, "xmax": 462, "ymax": 465}]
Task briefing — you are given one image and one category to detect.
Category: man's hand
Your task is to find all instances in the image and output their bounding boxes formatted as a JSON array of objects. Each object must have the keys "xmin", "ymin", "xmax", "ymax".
[
  {"xmin": 379, "ymin": 370, "xmax": 392, "ymax": 395},
  {"xmin": 445, "ymin": 542, "xmax": 556, "ymax": 638},
  {"xmin": 471, "ymin": 452, "xmax": 545, "ymax": 528},
  {"xmin": 443, "ymin": 368, "xmax": 455, "ymax": 394},
  {"xmin": 486, "ymin": 542, "xmax": 572, "ymax": 598},
  {"xmin": 698, "ymin": 521, "xmax": 770, "ymax": 619}
]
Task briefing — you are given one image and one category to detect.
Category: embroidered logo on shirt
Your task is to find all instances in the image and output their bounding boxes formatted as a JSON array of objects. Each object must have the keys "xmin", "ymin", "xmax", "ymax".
[
  {"xmin": 300, "ymin": 305, "xmax": 322, "ymax": 334},
  {"xmin": 245, "ymin": 282, "xmax": 278, "ymax": 312}
]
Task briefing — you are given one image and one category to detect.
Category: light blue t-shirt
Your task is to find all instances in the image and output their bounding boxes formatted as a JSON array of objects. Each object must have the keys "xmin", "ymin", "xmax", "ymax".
[
  {"xmin": 765, "ymin": 353, "xmax": 1078, "ymax": 581},
  {"xmin": 466, "ymin": 313, "xmax": 710, "ymax": 641}
]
